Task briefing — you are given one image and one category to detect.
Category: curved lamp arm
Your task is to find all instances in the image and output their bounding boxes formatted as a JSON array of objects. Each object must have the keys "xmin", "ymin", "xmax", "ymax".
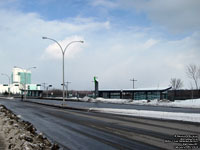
[
  {"xmin": 63, "ymin": 41, "xmax": 84, "ymax": 54},
  {"xmin": 42, "ymin": 37, "xmax": 64, "ymax": 54}
]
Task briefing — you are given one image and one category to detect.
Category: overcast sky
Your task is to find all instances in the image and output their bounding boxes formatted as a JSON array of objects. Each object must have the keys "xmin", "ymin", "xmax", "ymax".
[{"xmin": 0, "ymin": 0, "xmax": 199, "ymax": 90}]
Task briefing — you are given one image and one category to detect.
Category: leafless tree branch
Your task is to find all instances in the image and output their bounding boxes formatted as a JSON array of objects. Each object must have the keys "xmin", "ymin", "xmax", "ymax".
[
  {"xmin": 186, "ymin": 64, "xmax": 200, "ymax": 89},
  {"xmin": 170, "ymin": 78, "xmax": 183, "ymax": 90}
]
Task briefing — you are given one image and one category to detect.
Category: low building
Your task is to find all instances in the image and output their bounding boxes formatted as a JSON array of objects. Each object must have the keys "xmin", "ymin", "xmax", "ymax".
[{"xmin": 98, "ymin": 87, "xmax": 172, "ymax": 100}]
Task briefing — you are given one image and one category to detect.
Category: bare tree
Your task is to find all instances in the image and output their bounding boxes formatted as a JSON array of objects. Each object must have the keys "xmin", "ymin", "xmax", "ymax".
[
  {"xmin": 170, "ymin": 78, "xmax": 183, "ymax": 101},
  {"xmin": 170, "ymin": 78, "xmax": 183, "ymax": 90},
  {"xmin": 186, "ymin": 64, "xmax": 200, "ymax": 89}
]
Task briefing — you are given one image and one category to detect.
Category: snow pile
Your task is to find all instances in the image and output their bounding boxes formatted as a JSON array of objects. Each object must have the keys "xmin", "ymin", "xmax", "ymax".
[
  {"xmin": 165, "ymin": 99, "xmax": 200, "ymax": 108},
  {"xmin": 79, "ymin": 97, "xmax": 132, "ymax": 104},
  {"xmin": 94, "ymin": 97, "xmax": 131, "ymax": 104},
  {"xmin": 81, "ymin": 96, "xmax": 92, "ymax": 102},
  {"xmin": 90, "ymin": 108, "xmax": 200, "ymax": 123},
  {"xmin": 0, "ymin": 105, "xmax": 59, "ymax": 150},
  {"xmin": 131, "ymin": 99, "xmax": 200, "ymax": 108},
  {"xmin": 85, "ymin": 98, "xmax": 200, "ymax": 123},
  {"xmin": 81, "ymin": 97, "xmax": 200, "ymax": 109}
]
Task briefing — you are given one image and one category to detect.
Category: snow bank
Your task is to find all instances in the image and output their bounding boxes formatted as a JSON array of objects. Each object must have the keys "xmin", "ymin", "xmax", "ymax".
[
  {"xmin": 95, "ymin": 97, "xmax": 131, "ymax": 104},
  {"xmin": 0, "ymin": 105, "xmax": 59, "ymax": 150},
  {"xmin": 132, "ymin": 99, "xmax": 200, "ymax": 108},
  {"xmin": 91, "ymin": 108, "xmax": 200, "ymax": 123},
  {"xmin": 86, "ymin": 98, "xmax": 200, "ymax": 123},
  {"xmin": 81, "ymin": 97, "xmax": 200, "ymax": 109}
]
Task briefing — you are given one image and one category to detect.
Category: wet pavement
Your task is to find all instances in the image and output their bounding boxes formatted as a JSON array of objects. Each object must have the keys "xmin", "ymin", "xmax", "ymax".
[{"xmin": 0, "ymin": 98, "xmax": 200, "ymax": 150}]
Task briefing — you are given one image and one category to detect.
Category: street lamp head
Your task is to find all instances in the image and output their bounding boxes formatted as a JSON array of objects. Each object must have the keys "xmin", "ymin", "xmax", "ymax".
[
  {"xmin": 80, "ymin": 41, "xmax": 84, "ymax": 43},
  {"xmin": 42, "ymin": 37, "xmax": 48, "ymax": 39}
]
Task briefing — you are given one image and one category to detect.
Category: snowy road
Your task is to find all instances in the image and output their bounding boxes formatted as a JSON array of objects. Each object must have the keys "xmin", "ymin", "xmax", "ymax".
[{"xmin": 0, "ymin": 98, "xmax": 200, "ymax": 150}]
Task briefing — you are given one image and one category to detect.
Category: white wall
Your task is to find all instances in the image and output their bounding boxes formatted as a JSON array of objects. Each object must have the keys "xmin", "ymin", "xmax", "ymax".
[{"xmin": 0, "ymin": 84, "xmax": 21, "ymax": 94}]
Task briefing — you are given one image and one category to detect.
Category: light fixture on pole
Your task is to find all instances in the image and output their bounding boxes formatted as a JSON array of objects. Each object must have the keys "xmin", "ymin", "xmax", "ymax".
[{"xmin": 42, "ymin": 36, "xmax": 83, "ymax": 105}]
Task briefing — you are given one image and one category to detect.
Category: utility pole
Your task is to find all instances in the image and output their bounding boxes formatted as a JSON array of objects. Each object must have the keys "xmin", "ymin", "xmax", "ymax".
[
  {"xmin": 41, "ymin": 82, "xmax": 48, "ymax": 90},
  {"xmin": 41, "ymin": 82, "xmax": 48, "ymax": 97},
  {"xmin": 130, "ymin": 78, "xmax": 137, "ymax": 89}
]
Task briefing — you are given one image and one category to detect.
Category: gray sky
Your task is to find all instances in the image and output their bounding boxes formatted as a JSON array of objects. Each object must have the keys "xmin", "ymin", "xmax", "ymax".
[{"xmin": 0, "ymin": 0, "xmax": 200, "ymax": 90}]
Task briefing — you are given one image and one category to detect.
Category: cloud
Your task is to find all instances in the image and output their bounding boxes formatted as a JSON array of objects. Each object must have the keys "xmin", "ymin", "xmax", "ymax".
[
  {"xmin": 0, "ymin": 0, "xmax": 200, "ymax": 90},
  {"xmin": 42, "ymin": 36, "xmax": 85, "ymax": 59},
  {"xmin": 143, "ymin": 38, "xmax": 158, "ymax": 49},
  {"xmin": 91, "ymin": 0, "xmax": 118, "ymax": 8},
  {"xmin": 92, "ymin": 30, "xmax": 200, "ymax": 89},
  {"xmin": 0, "ymin": 5, "xmax": 110, "ymax": 87},
  {"xmin": 116, "ymin": 0, "xmax": 200, "ymax": 34}
]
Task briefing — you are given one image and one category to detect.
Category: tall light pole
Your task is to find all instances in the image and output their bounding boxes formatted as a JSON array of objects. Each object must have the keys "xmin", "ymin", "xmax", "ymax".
[
  {"xmin": 1, "ymin": 73, "xmax": 11, "ymax": 97},
  {"xmin": 14, "ymin": 66, "xmax": 36, "ymax": 100},
  {"xmin": 42, "ymin": 37, "xmax": 83, "ymax": 105}
]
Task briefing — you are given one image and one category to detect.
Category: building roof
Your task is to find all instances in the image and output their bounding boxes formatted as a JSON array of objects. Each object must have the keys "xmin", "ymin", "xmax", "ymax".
[{"xmin": 99, "ymin": 87, "xmax": 172, "ymax": 92}]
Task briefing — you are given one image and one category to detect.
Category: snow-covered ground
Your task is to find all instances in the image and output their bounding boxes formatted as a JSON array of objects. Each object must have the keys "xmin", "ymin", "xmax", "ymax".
[
  {"xmin": 82, "ymin": 97, "xmax": 200, "ymax": 109},
  {"xmin": 83, "ymin": 97, "xmax": 200, "ymax": 123},
  {"xmin": 90, "ymin": 108, "xmax": 200, "ymax": 123}
]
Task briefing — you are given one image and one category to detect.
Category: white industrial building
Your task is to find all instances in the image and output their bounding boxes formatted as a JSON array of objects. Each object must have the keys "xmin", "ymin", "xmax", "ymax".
[{"xmin": 0, "ymin": 67, "xmax": 40, "ymax": 95}]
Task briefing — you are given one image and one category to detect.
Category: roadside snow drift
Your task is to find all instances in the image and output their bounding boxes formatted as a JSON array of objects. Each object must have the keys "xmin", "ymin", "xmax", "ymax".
[
  {"xmin": 90, "ymin": 108, "xmax": 200, "ymax": 123},
  {"xmin": 0, "ymin": 105, "xmax": 59, "ymax": 150}
]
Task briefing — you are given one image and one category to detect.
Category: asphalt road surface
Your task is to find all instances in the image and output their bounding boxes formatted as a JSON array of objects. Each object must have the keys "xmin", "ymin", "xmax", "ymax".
[{"xmin": 0, "ymin": 99, "xmax": 200, "ymax": 150}]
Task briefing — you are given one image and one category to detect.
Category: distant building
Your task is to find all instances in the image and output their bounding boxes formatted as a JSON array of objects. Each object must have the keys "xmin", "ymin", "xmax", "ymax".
[
  {"xmin": 98, "ymin": 87, "xmax": 172, "ymax": 100},
  {"xmin": 0, "ymin": 67, "xmax": 41, "ymax": 95},
  {"xmin": 12, "ymin": 67, "xmax": 31, "ymax": 85}
]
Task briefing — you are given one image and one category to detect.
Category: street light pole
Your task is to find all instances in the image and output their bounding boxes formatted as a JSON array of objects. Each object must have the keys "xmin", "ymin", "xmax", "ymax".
[
  {"xmin": 42, "ymin": 37, "xmax": 83, "ymax": 105},
  {"xmin": 46, "ymin": 85, "xmax": 52, "ymax": 97},
  {"xmin": 1, "ymin": 73, "xmax": 11, "ymax": 97}
]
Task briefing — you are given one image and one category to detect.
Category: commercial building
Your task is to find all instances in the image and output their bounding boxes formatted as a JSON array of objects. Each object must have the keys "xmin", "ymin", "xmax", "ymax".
[
  {"xmin": 94, "ymin": 77, "xmax": 171, "ymax": 100},
  {"xmin": 98, "ymin": 87, "xmax": 172, "ymax": 100},
  {"xmin": 0, "ymin": 67, "xmax": 41, "ymax": 95}
]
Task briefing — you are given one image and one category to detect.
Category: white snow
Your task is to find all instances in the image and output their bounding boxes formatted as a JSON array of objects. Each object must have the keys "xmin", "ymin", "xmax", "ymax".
[
  {"xmin": 93, "ymin": 97, "xmax": 131, "ymax": 103},
  {"xmin": 99, "ymin": 87, "xmax": 171, "ymax": 91},
  {"xmin": 92, "ymin": 97, "xmax": 200, "ymax": 109},
  {"xmin": 90, "ymin": 108, "xmax": 200, "ymax": 123},
  {"xmin": 87, "ymin": 98, "xmax": 200, "ymax": 123}
]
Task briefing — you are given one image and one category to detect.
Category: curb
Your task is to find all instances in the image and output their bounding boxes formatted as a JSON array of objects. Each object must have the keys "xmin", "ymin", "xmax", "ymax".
[{"xmin": 25, "ymin": 100, "xmax": 90, "ymax": 112}]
